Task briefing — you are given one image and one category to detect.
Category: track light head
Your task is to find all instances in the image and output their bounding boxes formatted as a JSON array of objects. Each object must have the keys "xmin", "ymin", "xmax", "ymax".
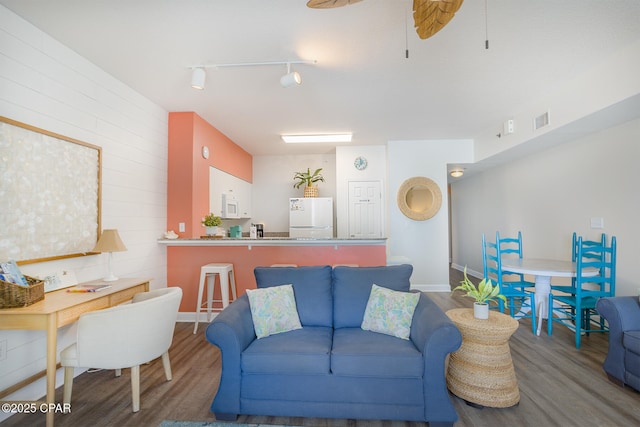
[
  {"xmin": 280, "ymin": 71, "xmax": 301, "ymax": 88},
  {"xmin": 191, "ymin": 67, "xmax": 206, "ymax": 90}
]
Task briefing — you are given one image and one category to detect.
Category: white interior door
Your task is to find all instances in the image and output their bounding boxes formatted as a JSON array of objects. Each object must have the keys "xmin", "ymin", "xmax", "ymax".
[{"xmin": 348, "ymin": 181, "xmax": 382, "ymax": 238}]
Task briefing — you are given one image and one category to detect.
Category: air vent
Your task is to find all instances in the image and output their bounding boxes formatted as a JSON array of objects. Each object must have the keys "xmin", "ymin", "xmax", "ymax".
[{"xmin": 533, "ymin": 111, "xmax": 550, "ymax": 131}]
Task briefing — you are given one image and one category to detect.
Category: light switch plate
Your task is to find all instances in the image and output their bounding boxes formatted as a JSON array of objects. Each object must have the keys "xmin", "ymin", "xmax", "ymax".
[
  {"xmin": 179, "ymin": 222, "xmax": 186, "ymax": 232},
  {"xmin": 590, "ymin": 217, "xmax": 604, "ymax": 229}
]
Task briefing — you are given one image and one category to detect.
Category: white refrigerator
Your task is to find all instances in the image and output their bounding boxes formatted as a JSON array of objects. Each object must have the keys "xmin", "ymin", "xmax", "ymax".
[{"xmin": 289, "ymin": 197, "xmax": 334, "ymax": 238}]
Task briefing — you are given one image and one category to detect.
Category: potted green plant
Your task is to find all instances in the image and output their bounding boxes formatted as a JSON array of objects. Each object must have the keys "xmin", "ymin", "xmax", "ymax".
[
  {"xmin": 293, "ymin": 168, "xmax": 324, "ymax": 197},
  {"xmin": 452, "ymin": 267, "xmax": 507, "ymax": 319},
  {"xmin": 201, "ymin": 213, "xmax": 222, "ymax": 236}
]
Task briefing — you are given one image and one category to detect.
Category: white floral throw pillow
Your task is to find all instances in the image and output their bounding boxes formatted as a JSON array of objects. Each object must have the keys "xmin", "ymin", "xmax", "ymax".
[
  {"xmin": 247, "ymin": 284, "xmax": 302, "ymax": 338},
  {"xmin": 361, "ymin": 284, "xmax": 420, "ymax": 340}
]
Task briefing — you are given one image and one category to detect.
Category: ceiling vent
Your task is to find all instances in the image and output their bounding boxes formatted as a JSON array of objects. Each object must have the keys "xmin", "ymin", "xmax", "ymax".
[{"xmin": 534, "ymin": 111, "xmax": 550, "ymax": 131}]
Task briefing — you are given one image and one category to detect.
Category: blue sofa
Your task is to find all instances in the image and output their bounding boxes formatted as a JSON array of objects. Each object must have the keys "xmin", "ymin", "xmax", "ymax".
[
  {"xmin": 205, "ymin": 265, "xmax": 462, "ymax": 426},
  {"xmin": 596, "ymin": 296, "xmax": 640, "ymax": 391}
]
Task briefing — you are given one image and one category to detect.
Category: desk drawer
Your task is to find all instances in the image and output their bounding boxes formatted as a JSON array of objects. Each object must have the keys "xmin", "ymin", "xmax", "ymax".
[
  {"xmin": 57, "ymin": 298, "xmax": 110, "ymax": 326},
  {"xmin": 110, "ymin": 283, "xmax": 148, "ymax": 305}
]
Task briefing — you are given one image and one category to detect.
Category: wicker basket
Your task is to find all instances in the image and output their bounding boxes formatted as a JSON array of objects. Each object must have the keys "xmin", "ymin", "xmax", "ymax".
[{"xmin": 0, "ymin": 276, "xmax": 45, "ymax": 309}]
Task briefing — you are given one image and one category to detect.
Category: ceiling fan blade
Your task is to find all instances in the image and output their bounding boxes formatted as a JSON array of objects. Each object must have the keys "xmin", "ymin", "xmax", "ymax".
[
  {"xmin": 307, "ymin": 0, "xmax": 364, "ymax": 9},
  {"xmin": 413, "ymin": 0, "xmax": 464, "ymax": 39}
]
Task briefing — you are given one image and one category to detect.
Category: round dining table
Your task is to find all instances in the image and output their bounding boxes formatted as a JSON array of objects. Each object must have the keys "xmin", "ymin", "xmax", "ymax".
[{"xmin": 501, "ymin": 258, "xmax": 598, "ymax": 336}]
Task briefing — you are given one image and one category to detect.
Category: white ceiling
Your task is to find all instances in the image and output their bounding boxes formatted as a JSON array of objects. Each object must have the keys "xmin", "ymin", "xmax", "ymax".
[{"xmin": 2, "ymin": 0, "xmax": 640, "ymax": 157}]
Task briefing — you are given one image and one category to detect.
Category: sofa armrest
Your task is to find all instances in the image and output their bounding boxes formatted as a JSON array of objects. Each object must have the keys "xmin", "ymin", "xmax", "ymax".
[
  {"xmin": 410, "ymin": 293, "xmax": 462, "ymax": 423},
  {"xmin": 205, "ymin": 294, "xmax": 256, "ymax": 417},
  {"xmin": 596, "ymin": 296, "xmax": 640, "ymax": 382}
]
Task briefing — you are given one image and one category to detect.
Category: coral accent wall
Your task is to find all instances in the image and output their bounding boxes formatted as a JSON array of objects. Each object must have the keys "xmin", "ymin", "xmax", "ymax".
[
  {"xmin": 167, "ymin": 112, "xmax": 252, "ymax": 238},
  {"xmin": 167, "ymin": 112, "xmax": 387, "ymax": 313},
  {"xmin": 168, "ymin": 245, "xmax": 386, "ymax": 312}
]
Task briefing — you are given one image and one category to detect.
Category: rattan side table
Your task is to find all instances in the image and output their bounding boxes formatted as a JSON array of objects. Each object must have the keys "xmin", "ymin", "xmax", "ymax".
[{"xmin": 446, "ymin": 308, "xmax": 520, "ymax": 408}]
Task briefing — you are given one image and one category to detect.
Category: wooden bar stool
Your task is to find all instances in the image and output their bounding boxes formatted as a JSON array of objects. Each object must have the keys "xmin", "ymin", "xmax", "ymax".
[{"xmin": 193, "ymin": 263, "xmax": 236, "ymax": 334}]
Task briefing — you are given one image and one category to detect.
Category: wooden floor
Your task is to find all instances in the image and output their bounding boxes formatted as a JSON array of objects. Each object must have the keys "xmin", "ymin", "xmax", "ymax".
[{"xmin": 2, "ymin": 268, "xmax": 638, "ymax": 427}]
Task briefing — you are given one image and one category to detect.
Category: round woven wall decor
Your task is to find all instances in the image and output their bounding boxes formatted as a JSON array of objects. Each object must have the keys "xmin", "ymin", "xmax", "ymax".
[{"xmin": 397, "ymin": 176, "xmax": 442, "ymax": 221}]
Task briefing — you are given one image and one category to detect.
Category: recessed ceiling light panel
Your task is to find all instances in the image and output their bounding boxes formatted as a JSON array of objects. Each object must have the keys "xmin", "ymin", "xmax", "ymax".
[{"xmin": 281, "ymin": 134, "xmax": 353, "ymax": 143}]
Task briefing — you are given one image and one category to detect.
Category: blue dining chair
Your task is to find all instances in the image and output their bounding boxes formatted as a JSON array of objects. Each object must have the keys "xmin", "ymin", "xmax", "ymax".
[
  {"xmin": 548, "ymin": 235, "xmax": 616, "ymax": 348},
  {"xmin": 550, "ymin": 232, "xmax": 607, "ymax": 295},
  {"xmin": 482, "ymin": 232, "xmax": 536, "ymax": 333}
]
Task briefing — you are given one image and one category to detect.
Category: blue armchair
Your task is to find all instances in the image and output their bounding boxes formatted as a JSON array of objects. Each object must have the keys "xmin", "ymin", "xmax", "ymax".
[{"xmin": 595, "ymin": 296, "xmax": 640, "ymax": 391}]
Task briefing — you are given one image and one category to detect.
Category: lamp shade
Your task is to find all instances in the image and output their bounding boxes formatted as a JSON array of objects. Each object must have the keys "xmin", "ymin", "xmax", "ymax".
[{"xmin": 92, "ymin": 229, "xmax": 127, "ymax": 253}]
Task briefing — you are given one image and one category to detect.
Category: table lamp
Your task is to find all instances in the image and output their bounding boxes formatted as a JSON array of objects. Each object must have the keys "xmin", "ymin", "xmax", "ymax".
[{"xmin": 92, "ymin": 229, "xmax": 127, "ymax": 281}]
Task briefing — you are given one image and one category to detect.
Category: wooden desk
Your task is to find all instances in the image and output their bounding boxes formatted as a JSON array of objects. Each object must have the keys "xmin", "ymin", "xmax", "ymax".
[{"xmin": 0, "ymin": 277, "xmax": 150, "ymax": 427}]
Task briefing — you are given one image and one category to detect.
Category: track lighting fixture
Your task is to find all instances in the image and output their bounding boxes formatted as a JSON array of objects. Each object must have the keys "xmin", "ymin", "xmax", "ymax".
[
  {"xmin": 191, "ymin": 67, "xmax": 206, "ymax": 90},
  {"xmin": 188, "ymin": 59, "xmax": 314, "ymax": 89}
]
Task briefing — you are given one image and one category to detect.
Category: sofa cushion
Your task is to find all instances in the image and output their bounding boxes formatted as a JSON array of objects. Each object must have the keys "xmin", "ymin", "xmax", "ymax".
[
  {"xmin": 242, "ymin": 326, "xmax": 332, "ymax": 375},
  {"xmin": 255, "ymin": 265, "xmax": 333, "ymax": 327},
  {"xmin": 623, "ymin": 330, "xmax": 640, "ymax": 355},
  {"xmin": 246, "ymin": 284, "xmax": 302, "ymax": 338},
  {"xmin": 331, "ymin": 327, "xmax": 423, "ymax": 378},
  {"xmin": 333, "ymin": 264, "xmax": 413, "ymax": 329},
  {"xmin": 361, "ymin": 284, "xmax": 420, "ymax": 340}
]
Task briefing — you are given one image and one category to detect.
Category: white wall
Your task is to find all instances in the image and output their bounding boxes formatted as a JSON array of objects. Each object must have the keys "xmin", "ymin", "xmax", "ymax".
[
  {"xmin": 252, "ymin": 154, "xmax": 336, "ymax": 233},
  {"xmin": 450, "ymin": 117, "xmax": 640, "ymax": 297},
  {"xmin": 388, "ymin": 140, "xmax": 474, "ymax": 290},
  {"xmin": 0, "ymin": 6, "xmax": 168, "ymax": 415},
  {"xmin": 473, "ymin": 39, "xmax": 640, "ymax": 163}
]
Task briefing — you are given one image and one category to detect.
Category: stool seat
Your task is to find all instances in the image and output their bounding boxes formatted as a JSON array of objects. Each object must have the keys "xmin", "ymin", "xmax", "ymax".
[{"xmin": 194, "ymin": 263, "xmax": 236, "ymax": 334}]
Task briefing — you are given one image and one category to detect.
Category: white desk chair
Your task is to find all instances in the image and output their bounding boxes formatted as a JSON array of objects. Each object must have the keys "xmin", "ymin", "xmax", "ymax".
[
  {"xmin": 61, "ymin": 287, "xmax": 182, "ymax": 412},
  {"xmin": 194, "ymin": 263, "xmax": 237, "ymax": 333}
]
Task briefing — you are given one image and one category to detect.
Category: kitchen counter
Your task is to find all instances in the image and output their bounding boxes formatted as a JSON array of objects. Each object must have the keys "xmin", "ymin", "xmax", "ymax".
[
  {"xmin": 158, "ymin": 237, "xmax": 386, "ymax": 248},
  {"xmin": 161, "ymin": 237, "xmax": 388, "ymax": 313}
]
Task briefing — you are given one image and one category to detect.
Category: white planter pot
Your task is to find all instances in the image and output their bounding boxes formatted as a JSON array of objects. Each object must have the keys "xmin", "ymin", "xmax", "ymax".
[
  {"xmin": 474, "ymin": 302, "xmax": 489, "ymax": 320},
  {"xmin": 205, "ymin": 226, "xmax": 220, "ymax": 236}
]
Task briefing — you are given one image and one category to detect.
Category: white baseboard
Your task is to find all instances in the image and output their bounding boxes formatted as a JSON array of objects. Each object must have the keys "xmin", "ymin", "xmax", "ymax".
[
  {"xmin": 451, "ymin": 263, "xmax": 464, "ymax": 272},
  {"xmin": 411, "ymin": 284, "xmax": 452, "ymax": 292},
  {"xmin": 451, "ymin": 263, "xmax": 483, "ymax": 279}
]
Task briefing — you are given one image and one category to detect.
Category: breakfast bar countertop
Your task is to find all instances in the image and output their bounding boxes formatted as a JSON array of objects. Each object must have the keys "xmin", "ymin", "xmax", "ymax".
[
  {"xmin": 161, "ymin": 237, "xmax": 388, "ymax": 310},
  {"xmin": 158, "ymin": 237, "xmax": 387, "ymax": 247}
]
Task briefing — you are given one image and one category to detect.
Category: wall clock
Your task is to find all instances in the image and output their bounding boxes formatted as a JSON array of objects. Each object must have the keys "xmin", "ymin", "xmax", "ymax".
[
  {"xmin": 354, "ymin": 156, "xmax": 368, "ymax": 170},
  {"xmin": 202, "ymin": 146, "xmax": 210, "ymax": 159}
]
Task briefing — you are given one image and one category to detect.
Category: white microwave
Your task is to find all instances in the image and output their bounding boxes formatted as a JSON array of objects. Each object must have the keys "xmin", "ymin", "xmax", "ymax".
[{"xmin": 222, "ymin": 193, "xmax": 239, "ymax": 218}]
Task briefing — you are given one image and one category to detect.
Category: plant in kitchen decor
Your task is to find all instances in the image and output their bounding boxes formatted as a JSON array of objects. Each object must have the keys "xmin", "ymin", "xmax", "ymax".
[
  {"xmin": 293, "ymin": 167, "xmax": 324, "ymax": 198},
  {"xmin": 201, "ymin": 213, "xmax": 223, "ymax": 236},
  {"xmin": 451, "ymin": 267, "xmax": 506, "ymax": 319}
]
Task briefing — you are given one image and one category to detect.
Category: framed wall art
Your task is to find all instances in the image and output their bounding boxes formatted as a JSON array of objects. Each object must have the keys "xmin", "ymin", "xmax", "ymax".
[{"xmin": 0, "ymin": 116, "xmax": 102, "ymax": 264}]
